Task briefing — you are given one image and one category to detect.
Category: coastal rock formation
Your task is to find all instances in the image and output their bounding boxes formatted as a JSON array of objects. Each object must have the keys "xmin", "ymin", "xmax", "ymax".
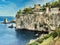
[
  {"xmin": 16, "ymin": 4, "xmax": 60, "ymax": 31},
  {"xmin": 3, "ymin": 18, "xmax": 9, "ymax": 24}
]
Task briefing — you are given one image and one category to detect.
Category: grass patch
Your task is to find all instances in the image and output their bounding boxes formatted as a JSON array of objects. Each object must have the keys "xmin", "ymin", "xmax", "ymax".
[
  {"xmin": 39, "ymin": 36, "xmax": 54, "ymax": 45},
  {"xmin": 28, "ymin": 28, "xmax": 60, "ymax": 45}
]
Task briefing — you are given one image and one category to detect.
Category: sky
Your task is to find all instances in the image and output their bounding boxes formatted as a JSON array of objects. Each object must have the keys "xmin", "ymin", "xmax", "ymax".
[{"xmin": 0, "ymin": 0, "xmax": 56, "ymax": 16}]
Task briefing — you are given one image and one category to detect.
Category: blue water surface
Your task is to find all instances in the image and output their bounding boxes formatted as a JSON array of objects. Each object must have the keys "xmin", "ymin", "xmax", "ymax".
[{"xmin": 0, "ymin": 16, "xmax": 36, "ymax": 45}]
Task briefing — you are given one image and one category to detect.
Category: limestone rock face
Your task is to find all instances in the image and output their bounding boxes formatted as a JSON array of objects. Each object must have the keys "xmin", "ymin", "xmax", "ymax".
[
  {"xmin": 16, "ymin": 14, "xmax": 42, "ymax": 30},
  {"xmin": 16, "ymin": 13, "xmax": 60, "ymax": 31},
  {"xmin": 16, "ymin": 6, "xmax": 60, "ymax": 31}
]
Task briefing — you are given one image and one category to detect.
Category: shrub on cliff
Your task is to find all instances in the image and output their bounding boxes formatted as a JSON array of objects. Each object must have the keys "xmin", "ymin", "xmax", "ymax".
[
  {"xmin": 16, "ymin": 10, "xmax": 22, "ymax": 18},
  {"xmin": 16, "ymin": 14, "xmax": 20, "ymax": 18},
  {"xmin": 29, "ymin": 42, "xmax": 39, "ymax": 45},
  {"xmin": 56, "ymin": 28, "xmax": 60, "ymax": 37},
  {"xmin": 49, "ymin": 31, "xmax": 58, "ymax": 38},
  {"xmin": 23, "ymin": 8, "xmax": 33, "ymax": 14},
  {"xmin": 43, "ymin": 0, "xmax": 60, "ymax": 8}
]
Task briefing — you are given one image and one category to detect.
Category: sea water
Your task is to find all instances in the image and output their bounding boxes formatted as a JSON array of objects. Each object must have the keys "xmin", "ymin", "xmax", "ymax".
[{"xmin": 0, "ymin": 16, "xmax": 36, "ymax": 45}]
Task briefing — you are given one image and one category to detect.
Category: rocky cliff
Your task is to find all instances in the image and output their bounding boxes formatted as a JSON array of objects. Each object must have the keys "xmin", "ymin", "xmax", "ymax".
[
  {"xmin": 16, "ymin": 4, "xmax": 60, "ymax": 31},
  {"xmin": 16, "ymin": 12, "xmax": 60, "ymax": 31}
]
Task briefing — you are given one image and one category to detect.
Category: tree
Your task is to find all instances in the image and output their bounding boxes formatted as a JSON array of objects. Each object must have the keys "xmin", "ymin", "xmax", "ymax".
[
  {"xmin": 46, "ymin": 3, "xmax": 51, "ymax": 7},
  {"xmin": 51, "ymin": 0, "xmax": 60, "ymax": 7},
  {"xmin": 58, "ymin": 0, "xmax": 60, "ymax": 2},
  {"xmin": 16, "ymin": 10, "xmax": 22, "ymax": 18},
  {"xmin": 17, "ymin": 10, "xmax": 22, "ymax": 14},
  {"xmin": 23, "ymin": 7, "xmax": 33, "ymax": 14}
]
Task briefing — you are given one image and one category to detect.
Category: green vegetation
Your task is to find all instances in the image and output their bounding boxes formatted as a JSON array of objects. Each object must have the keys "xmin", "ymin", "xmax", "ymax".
[
  {"xmin": 16, "ymin": 10, "xmax": 22, "ymax": 18},
  {"xmin": 16, "ymin": 0, "xmax": 60, "ymax": 18},
  {"xmin": 51, "ymin": 1, "xmax": 60, "ymax": 7},
  {"xmin": 47, "ymin": 0, "xmax": 60, "ymax": 7},
  {"xmin": 39, "ymin": 36, "xmax": 54, "ymax": 45},
  {"xmin": 23, "ymin": 8, "xmax": 33, "ymax": 14},
  {"xmin": 56, "ymin": 28, "xmax": 60, "ymax": 37},
  {"xmin": 28, "ymin": 27, "xmax": 60, "ymax": 45},
  {"xmin": 45, "ymin": 3, "xmax": 51, "ymax": 7},
  {"xmin": 16, "ymin": 14, "xmax": 20, "ymax": 18},
  {"xmin": 16, "ymin": 7, "xmax": 33, "ymax": 18},
  {"xmin": 42, "ymin": 0, "xmax": 60, "ymax": 8}
]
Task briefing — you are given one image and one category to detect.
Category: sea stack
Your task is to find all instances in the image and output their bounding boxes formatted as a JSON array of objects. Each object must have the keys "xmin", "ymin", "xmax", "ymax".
[{"xmin": 4, "ymin": 18, "xmax": 8, "ymax": 24}]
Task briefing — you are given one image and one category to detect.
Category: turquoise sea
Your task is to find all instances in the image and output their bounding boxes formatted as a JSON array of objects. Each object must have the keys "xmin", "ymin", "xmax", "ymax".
[{"xmin": 0, "ymin": 16, "xmax": 36, "ymax": 45}]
